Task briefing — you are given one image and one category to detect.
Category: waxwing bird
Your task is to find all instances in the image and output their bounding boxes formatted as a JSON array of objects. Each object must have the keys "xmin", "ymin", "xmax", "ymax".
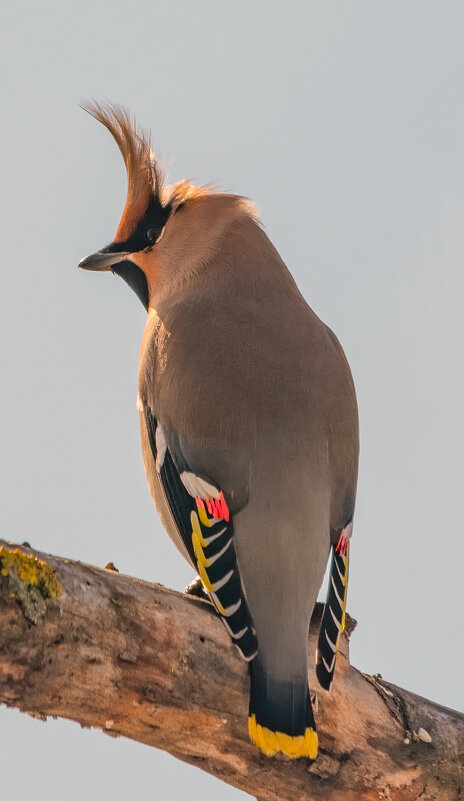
[{"xmin": 78, "ymin": 102, "xmax": 359, "ymax": 760}]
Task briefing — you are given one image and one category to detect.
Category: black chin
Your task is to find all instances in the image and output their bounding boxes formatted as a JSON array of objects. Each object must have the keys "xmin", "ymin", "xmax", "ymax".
[{"xmin": 112, "ymin": 260, "xmax": 149, "ymax": 310}]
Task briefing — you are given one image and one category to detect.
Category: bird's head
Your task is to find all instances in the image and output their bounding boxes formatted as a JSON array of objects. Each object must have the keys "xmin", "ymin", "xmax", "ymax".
[{"xmin": 78, "ymin": 102, "xmax": 256, "ymax": 310}]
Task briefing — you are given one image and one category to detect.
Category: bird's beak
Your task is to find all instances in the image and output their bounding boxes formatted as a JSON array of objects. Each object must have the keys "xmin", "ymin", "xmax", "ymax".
[{"xmin": 78, "ymin": 250, "xmax": 131, "ymax": 271}]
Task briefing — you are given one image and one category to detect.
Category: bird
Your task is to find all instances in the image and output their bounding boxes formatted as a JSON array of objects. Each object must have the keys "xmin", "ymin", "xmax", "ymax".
[{"xmin": 78, "ymin": 102, "xmax": 359, "ymax": 760}]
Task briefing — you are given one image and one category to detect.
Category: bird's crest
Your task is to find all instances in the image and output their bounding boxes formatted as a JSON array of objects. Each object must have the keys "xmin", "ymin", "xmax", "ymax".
[{"xmin": 81, "ymin": 101, "xmax": 209, "ymax": 242}]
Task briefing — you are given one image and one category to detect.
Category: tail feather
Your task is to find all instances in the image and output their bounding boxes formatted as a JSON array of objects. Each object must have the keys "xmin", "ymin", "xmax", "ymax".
[
  {"xmin": 316, "ymin": 540, "xmax": 350, "ymax": 691},
  {"xmin": 248, "ymin": 657, "xmax": 318, "ymax": 759}
]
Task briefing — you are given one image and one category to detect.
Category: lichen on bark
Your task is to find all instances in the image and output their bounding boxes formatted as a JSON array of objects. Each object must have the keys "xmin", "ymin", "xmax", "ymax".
[{"xmin": 0, "ymin": 546, "xmax": 61, "ymax": 623}]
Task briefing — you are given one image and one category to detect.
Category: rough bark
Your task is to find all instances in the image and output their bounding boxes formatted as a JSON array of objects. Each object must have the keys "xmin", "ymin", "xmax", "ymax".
[{"xmin": 0, "ymin": 540, "xmax": 462, "ymax": 801}]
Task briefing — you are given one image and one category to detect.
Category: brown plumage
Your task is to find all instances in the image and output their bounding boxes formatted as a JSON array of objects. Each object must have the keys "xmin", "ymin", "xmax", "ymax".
[
  {"xmin": 82, "ymin": 102, "xmax": 157, "ymax": 242},
  {"xmin": 82, "ymin": 102, "xmax": 212, "ymax": 242},
  {"xmin": 79, "ymin": 103, "xmax": 359, "ymax": 760}
]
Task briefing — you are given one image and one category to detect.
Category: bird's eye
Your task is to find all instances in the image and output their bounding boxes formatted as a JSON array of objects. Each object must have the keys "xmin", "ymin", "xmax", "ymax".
[{"xmin": 146, "ymin": 227, "xmax": 158, "ymax": 244}]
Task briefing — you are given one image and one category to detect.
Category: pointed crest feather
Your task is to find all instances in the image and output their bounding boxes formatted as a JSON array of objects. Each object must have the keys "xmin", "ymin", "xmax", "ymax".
[
  {"xmin": 81, "ymin": 101, "xmax": 162, "ymax": 241},
  {"xmin": 82, "ymin": 101, "xmax": 251, "ymax": 241}
]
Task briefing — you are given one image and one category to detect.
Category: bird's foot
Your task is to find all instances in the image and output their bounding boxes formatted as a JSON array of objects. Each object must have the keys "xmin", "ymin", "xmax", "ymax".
[
  {"xmin": 310, "ymin": 691, "xmax": 319, "ymax": 713},
  {"xmin": 184, "ymin": 576, "xmax": 207, "ymax": 598}
]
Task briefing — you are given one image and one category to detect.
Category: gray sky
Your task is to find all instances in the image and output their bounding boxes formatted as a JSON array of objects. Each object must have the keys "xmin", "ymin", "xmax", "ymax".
[{"xmin": 1, "ymin": 2, "xmax": 463, "ymax": 798}]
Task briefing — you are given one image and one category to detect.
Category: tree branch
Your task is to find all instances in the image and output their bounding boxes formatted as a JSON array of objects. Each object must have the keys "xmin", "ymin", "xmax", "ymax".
[{"xmin": 0, "ymin": 540, "xmax": 462, "ymax": 800}]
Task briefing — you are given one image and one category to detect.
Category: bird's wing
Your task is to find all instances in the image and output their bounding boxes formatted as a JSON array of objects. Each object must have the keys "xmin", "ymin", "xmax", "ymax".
[
  {"xmin": 315, "ymin": 525, "xmax": 351, "ymax": 691},
  {"xmin": 143, "ymin": 404, "xmax": 258, "ymax": 662}
]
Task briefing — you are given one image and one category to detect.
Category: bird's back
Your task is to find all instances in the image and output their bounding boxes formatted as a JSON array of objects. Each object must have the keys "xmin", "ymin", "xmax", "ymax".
[
  {"xmin": 140, "ymin": 215, "xmax": 358, "ymax": 525},
  {"xmin": 140, "ymin": 213, "xmax": 358, "ymax": 676}
]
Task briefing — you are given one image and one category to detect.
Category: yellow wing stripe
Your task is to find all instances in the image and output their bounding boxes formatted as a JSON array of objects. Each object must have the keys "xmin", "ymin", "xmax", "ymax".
[
  {"xmin": 340, "ymin": 547, "xmax": 349, "ymax": 633},
  {"xmin": 192, "ymin": 510, "xmax": 226, "ymax": 596},
  {"xmin": 190, "ymin": 511, "xmax": 210, "ymax": 547},
  {"xmin": 342, "ymin": 550, "xmax": 349, "ymax": 586},
  {"xmin": 197, "ymin": 562, "xmax": 213, "ymax": 592},
  {"xmin": 210, "ymin": 594, "xmax": 227, "ymax": 616},
  {"xmin": 192, "ymin": 532, "xmax": 211, "ymax": 567},
  {"xmin": 197, "ymin": 505, "xmax": 211, "ymax": 528}
]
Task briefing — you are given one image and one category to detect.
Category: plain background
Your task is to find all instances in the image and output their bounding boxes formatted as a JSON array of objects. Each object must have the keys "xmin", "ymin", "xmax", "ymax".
[{"xmin": 1, "ymin": 2, "xmax": 463, "ymax": 799}]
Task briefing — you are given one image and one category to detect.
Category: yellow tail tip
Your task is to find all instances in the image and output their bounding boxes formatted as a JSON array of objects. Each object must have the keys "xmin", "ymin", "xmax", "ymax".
[{"xmin": 248, "ymin": 715, "xmax": 318, "ymax": 759}]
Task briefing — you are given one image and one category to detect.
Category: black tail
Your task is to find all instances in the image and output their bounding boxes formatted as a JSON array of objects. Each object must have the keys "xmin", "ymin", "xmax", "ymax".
[
  {"xmin": 316, "ymin": 540, "xmax": 350, "ymax": 691},
  {"xmin": 248, "ymin": 656, "xmax": 318, "ymax": 759}
]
